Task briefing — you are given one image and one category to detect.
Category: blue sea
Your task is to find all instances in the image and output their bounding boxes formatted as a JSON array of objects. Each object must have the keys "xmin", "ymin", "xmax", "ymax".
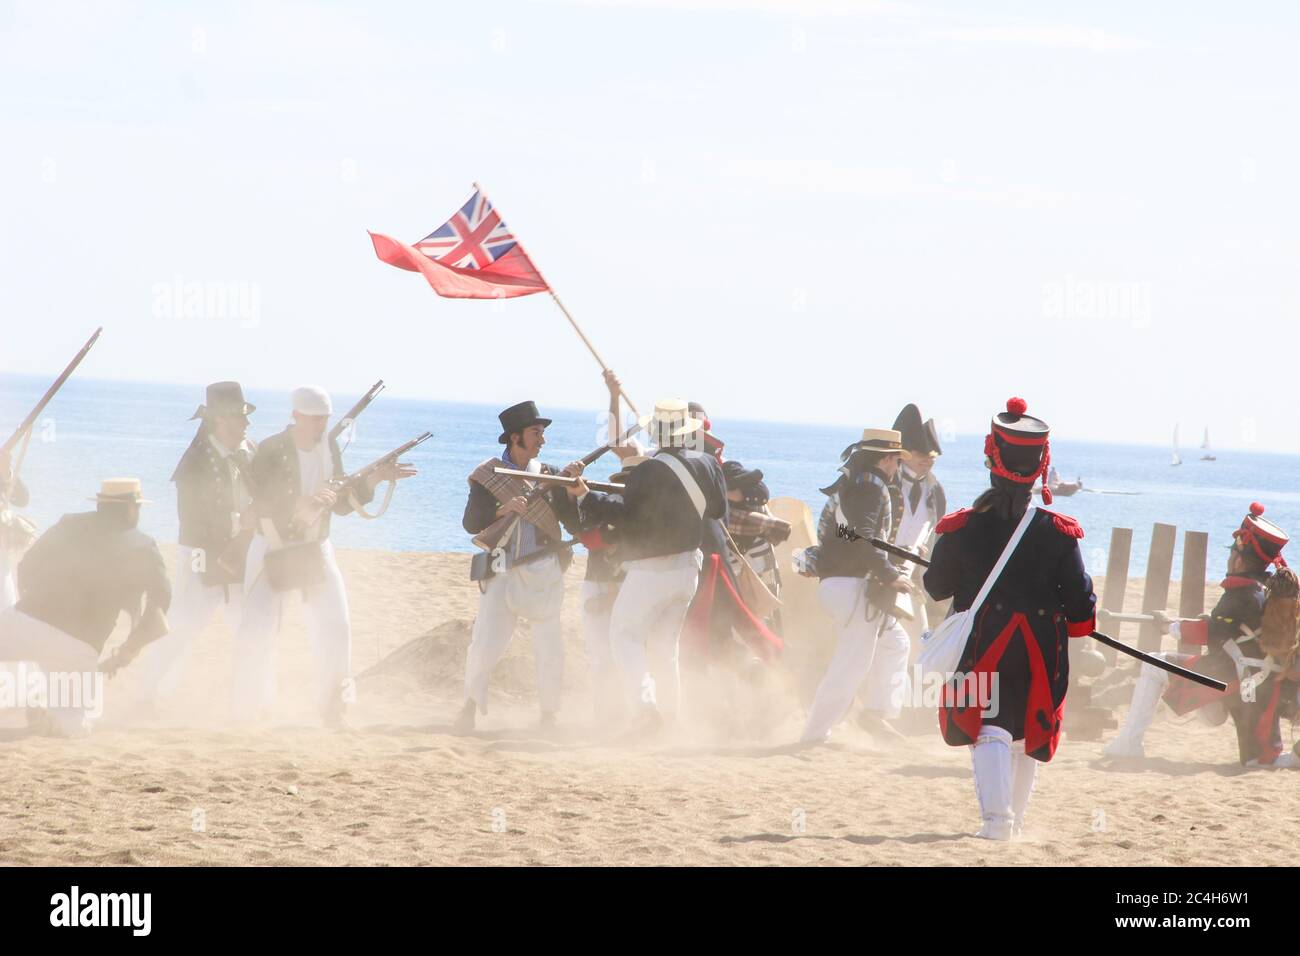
[{"xmin": 4, "ymin": 373, "xmax": 1300, "ymax": 580}]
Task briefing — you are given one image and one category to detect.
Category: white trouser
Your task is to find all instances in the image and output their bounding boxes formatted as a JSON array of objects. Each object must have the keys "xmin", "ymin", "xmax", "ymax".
[
  {"xmin": 232, "ymin": 536, "xmax": 351, "ymax": 720},
  {"xmin": 1102, "ymin": 658, "xmax": 1171, "ymax": 758},
  {"xmin": 861, "ymin": 618, "xmax": 911, "ymax": 718},
  {"xmin": 0, "ymin": 607, "xmax": 102, "ymax": 735},
  {"xmin": 607, "ymin": 550, "xmax": 702, "ymax": 715},
  {"xmin": 0, "ymin": 548, "xmax": 16, "ymax": 611},
  {"xmin": 134, "ymin": 554, "xmax": 242, "ymax": 700},
  {"xmin": 971, "ymin": 723, "xmax": 1038, "ymax": 838},
  {"xmin": 464, "ymin": 555, "xmax": 565, "ymax": 714},
  {"xmin": 581, "ymin": 579, "xmax": 623, "ymax": 721},
  {"xmin": 971, "ymin": 724, "xmax": 1013, "ymax": 837},
  {"xmin": 801, "ymin": 577, "xmax": 890, "ymax": 742}
]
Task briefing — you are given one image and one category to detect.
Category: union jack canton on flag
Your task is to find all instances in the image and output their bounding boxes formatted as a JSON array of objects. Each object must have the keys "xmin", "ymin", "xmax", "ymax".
[{"xmin": 369, "ymin": 186, "xmax": 550, "ymax": 299}]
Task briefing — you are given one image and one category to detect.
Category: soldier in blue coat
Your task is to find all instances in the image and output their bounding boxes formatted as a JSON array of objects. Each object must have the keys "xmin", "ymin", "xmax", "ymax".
[{"xmin": 923, "ymin": 397, "xmax": 1096, "ymax": 840}]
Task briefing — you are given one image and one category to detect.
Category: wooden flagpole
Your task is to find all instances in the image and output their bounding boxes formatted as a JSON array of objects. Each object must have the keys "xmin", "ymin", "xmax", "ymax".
[{"xmin": 472, "ymin": 182, "xmax": 640, "ymax": 420}]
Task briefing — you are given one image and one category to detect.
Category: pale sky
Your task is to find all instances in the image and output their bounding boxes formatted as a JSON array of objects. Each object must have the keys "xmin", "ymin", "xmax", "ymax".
[{"xmin": 3, "ymin": 0, "xmax": 1299, "ymax": 450}]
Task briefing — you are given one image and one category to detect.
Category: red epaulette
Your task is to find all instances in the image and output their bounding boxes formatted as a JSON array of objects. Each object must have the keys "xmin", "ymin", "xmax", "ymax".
[
  {"xmin": 935, "ymin": 508, "xmax": 972, "ymax": 534},
  {"xmin": 1040, "ymin": 509, "xmax": 1084, "ymax": 539}
]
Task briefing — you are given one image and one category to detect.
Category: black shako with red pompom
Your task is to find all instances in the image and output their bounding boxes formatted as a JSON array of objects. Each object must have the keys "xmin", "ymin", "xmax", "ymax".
[
  {"xmin": 984, "ymin": 396, "xmax": 1053, "ymax": 503},
  {"xmin": 1234, "ymin": 501, "xmax": 1290, "ymax": 568}
]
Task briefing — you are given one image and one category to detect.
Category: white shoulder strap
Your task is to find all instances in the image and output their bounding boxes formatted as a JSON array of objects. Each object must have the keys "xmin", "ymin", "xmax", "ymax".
[
  {"xmin": 969, "ymin": 506, "xmax": 1038, "ymax": 614},
  {"xmin": 654, "ymin": 451, "xmax": 707, "ymax": 519}
]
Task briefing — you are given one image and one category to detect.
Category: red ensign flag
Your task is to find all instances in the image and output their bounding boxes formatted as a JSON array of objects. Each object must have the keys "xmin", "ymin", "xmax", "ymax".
[{"xmin": 370, "ymin": 187, "xmax": 549, "ymax": 299}]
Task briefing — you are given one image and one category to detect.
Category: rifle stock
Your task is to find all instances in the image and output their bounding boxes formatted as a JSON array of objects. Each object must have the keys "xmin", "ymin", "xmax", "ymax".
[
  {"xmin": 493, "ymin": 467, "xmax": 625, "ymax": 493},
  {"xmin": 471, "ymin": 423, "xmax": 642, "ymax": 552}
]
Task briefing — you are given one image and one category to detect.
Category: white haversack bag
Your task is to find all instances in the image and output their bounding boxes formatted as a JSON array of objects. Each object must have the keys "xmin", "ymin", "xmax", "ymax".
[{"xmin": 915, "ymin": 505, "xmax": 1038, "ymax": 681}]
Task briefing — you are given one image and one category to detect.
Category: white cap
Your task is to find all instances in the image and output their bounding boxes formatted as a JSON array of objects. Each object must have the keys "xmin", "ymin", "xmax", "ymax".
[{"xmin": 291, "ymin": 385, "xmax": 332, "ymax": 416}]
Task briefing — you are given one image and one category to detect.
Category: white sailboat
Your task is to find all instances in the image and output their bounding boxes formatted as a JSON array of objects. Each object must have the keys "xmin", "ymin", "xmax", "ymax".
[
  {"xmin": 1171, "ymin": 424, "xmax": 1182, "ymax": 466},
  {"xmin": 1200, "ymin": 426, "xmax": 1216, "ymax": 461}
]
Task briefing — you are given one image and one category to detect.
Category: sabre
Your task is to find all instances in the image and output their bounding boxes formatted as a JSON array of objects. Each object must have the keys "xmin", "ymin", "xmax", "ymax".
[{"xmin": 842, "ymin": 527, "xmax": 1230, "ymax": 693}]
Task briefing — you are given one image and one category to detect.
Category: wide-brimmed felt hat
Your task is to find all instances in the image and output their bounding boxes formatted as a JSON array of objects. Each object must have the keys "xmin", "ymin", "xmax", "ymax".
[
  {"xmin": 88, "ymin": 477, "xmax": 151, "ymax": 504},
  {"xmin": 639, "ymin": 399, "xmax": 705, "ymax": 446},
  {"xmin": 190, "ymin": 381, "xmax": 255, "ymax": 421},
  {"xmin": 498, "ymin": 400, "xmax": 553, "ymax": 444}
]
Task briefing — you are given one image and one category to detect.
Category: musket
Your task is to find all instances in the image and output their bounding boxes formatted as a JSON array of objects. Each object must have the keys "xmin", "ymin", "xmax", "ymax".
[
  {"xmin": 291, "ymin": 431, "xmax": 430, "ymax": 534},
  {"xmin": 843, "ymin": 527, "xmax": 1230, "ymax": 693},
  {"xmin": 329, "ymin": 379, "xmax": 385, "ymax": 443},
  {"xmin": 330, "ymin": 430, "xmax": 430, "ymax": 497},
  {"xmin": 2, "ymin": 327, "xmax": 102, "ymax": 455},
  {"xmin": 472, "ymin": 420, "xmax": 644, "ymax": 552},
  {"xmin": 493, "ymin": 467, "xmax": 625, "ymax": 494}
]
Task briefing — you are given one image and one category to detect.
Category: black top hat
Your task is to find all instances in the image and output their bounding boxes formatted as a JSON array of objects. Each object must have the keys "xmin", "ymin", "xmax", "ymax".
[
  {"xmin": 722, "ymin": 459, "xmax": 764, "ymax": 491},
  {"xmin": 892, "ymin": 404, "xmax": 942, "ymax": 456},
  {"xmin": 190, "ymin": 381, "xmax": 255, "ymax": 421},
  {"xmin": 498, "ymin": 400, "xmax": 552, "ymax": 444}
]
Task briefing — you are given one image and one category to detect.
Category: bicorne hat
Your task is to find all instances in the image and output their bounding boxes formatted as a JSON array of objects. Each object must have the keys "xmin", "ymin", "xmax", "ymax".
[
  {"xmin": 892, "ymin": 404, "xmax": 942, "ymax": 457},
  {"xmin": 498, "ymin": 400, "xmax": 552, "ymax": 445},
  {"xmin": 985, "ymin": 397, "xmax": 1053, "ymax": 502},
  {"xmin": 1234, "ymin": 502, "xmax": 1289, "ymax": 568}
]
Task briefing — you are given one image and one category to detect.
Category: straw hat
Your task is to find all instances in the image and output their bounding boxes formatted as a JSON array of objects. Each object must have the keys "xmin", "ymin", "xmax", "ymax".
[
  {"xmin": 856, "ymin": 427, "xmax": 911, "ymax": 459},
  {"xmin": 639, "ymin": 399, "xmax": 705, "ymax": 446},
  {"xmin": 88, "ymin": 477, "xmax": 151, "ymax": 504}
]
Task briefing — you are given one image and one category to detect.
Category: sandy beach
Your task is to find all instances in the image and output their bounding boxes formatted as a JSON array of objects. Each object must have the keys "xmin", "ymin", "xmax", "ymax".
[{"xmin": 0, "ymin": 546, "xmax": 1294, "ymax": 868}]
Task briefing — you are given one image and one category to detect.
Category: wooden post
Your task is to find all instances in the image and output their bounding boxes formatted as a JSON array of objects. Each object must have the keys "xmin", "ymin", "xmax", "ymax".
[
  {"xmin": 1178, "ymin": 530, "xmax": 1209, "ymax": 656},
  {"xmin": 1100, "ymin": 527, "xmax": 1132, "ymax": 664},
  {"xmin": 1138, "ymin": 523, "xmax": 1177, "ymax": 652}
]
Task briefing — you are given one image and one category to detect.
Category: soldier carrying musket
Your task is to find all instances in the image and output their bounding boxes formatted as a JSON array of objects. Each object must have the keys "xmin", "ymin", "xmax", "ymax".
[
  {"xmin": 454, "ymin": 400, "xmax": 584, "ymax": 733},
  {"xmin": 233, "ymin": 385, "xmax": 418, "ymax": 727},
  {"xmin": 131, "ymin": 382, "xmax": 257, "ymax": 715}
]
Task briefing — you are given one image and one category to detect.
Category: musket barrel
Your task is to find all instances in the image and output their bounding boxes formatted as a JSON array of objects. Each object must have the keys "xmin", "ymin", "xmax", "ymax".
[
  {"xmin": 3, "ymin": 326, "xmax": 102, "ymax": 454},
  {"xmin": 330, "ymin": 379, "xmax": 386, "ymax": 442},
  {"xmin": 492, "ymin": 467, "xmax": 625, "ymax": 493}
]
